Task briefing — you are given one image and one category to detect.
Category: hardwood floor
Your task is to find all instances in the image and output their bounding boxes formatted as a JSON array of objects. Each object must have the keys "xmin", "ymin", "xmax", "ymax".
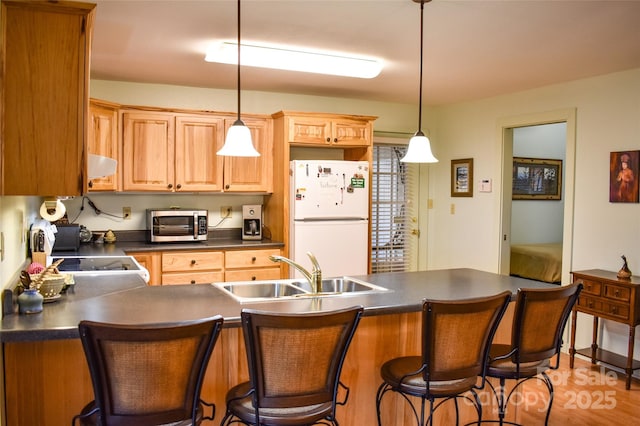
[{"xmin": 476, "ymin": 353, "xmax": 640, "ymax": 425}]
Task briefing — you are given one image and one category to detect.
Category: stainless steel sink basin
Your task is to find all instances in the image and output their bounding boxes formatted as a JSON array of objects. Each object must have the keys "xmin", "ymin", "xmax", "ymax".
[
  {"xmin": 213, "ymin": 277, "xmax": 387, "ymax": 303},
  {"xmin": 292, "ymin": 277, "xmax": 387, "ymax": 295}
]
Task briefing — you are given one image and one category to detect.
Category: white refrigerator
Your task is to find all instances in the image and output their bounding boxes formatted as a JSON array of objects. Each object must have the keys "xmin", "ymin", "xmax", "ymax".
[{"xmin": 289, "ymin": 160, "xmax": 369, "ymax": 278}]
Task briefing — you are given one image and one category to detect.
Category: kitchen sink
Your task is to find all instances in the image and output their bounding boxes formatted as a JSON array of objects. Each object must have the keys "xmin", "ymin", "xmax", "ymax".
[
  {"xmin": 292, "ymin": 277, "xmax": 388, "ymax": 295},
  {"xmin": 213, "ymin": 277, "xmax": 387, "ymax": 303}
]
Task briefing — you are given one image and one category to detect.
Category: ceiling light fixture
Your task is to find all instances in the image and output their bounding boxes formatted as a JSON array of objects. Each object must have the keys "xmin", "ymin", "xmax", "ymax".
[
  {"xmin": 217, "ymin": 0, "xmax": 260, "ymax": 157},
  {"xmin": 206, "ymin": 42, "xmax": 382, "ymax": 79},
  {"xmin": 401, "ymin": 0, "xmax": 438, "ymax": 163}
]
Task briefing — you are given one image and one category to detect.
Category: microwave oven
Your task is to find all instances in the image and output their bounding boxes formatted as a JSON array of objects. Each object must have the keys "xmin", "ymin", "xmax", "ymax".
[{"xmin": 147, "ymin": 209, "xmax": 208, "ymax": 243}]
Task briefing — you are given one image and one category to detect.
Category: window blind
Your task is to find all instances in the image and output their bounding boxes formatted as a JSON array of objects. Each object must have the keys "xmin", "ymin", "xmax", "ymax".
[{"xmin": 371, "ymin": 144, "xmax": 416, "ymax": 273}]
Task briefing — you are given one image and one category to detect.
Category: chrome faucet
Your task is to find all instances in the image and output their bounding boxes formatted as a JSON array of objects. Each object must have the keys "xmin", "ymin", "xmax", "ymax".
[{"xmin": 269, "ymin": 252, "xmax": 322, "ymax": 294}]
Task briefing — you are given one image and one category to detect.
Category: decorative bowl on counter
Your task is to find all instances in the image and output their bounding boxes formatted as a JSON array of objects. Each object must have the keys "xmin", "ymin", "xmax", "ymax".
[{"xmin": 34, "ymin": 274, "xmax": 66, "ymax": 299}]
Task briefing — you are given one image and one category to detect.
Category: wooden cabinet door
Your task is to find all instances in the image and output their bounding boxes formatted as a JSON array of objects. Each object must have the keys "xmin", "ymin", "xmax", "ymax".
[
  {"xmin": 88, "ymin": 100, "xmax": 119, "ymax": 191},
  {"xmin": 1, "ymin": 1, "xmax": 94, "ymax": 195},
  {"xmin": 286, "ymin": 116, "xmax": 332, "ymax": 145},
  {"xmin": 332, "ymin": 118, "xmax": 372, "ymax": 146},
  {"xmin": 128, "ymin": 252, "xmax": 161, "ymax": 286},
  {"xmin": 122, "ymin": 112, "xmax": 175, "ymax": 191},
  {"xmin": 175, "ymin": 115, "xmax": 225, "ymax": 192},
  {"xmin": 223, "ymin": 117, "xmax": 273, "ymax": 192}
]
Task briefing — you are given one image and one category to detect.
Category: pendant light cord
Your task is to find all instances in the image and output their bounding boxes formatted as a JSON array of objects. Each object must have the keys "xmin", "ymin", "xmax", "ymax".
[
  {"xmin": 417, "ymin": 0, "xmax": 424, "ymax": 133},
  {"xmin": 236, "ymin": 0, "xmax": 242, "ymax": 123}
]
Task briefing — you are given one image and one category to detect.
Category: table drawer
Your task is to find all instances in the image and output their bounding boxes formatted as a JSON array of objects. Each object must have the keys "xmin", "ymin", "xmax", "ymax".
[
  {"xmin": 604, "ymin": 284, "xmax": 631, "ymax": 302},
  {"xmin": 162, "ymin": 251, "xmax": 224, "ymax": 272},
  {"xmin": 225, "ymin": 249, "xmax": 280, "ymax": 268},
  {"xmin": 225, "ymin": 267, "xmax": 282, "ymax": 283},
  {"xmin": 603, "ymin": 301, "xmax": 630, "ymax": 321},
  {"xmin": 578, "ymin": 296, "xmax": 604, "ymax": 313},
  {"xmin": 162, "ymin": 271, "xmax": 224, "ymax": 285},
  {"xmin": 575, "ymin": 278, "xmax": 602, "ymax": 296}
]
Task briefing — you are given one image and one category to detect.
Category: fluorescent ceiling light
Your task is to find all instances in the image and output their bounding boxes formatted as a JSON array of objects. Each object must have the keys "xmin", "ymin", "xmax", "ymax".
[{"xmin": 205, "ymin": 42, "xmax": 382, "ymax": 79}]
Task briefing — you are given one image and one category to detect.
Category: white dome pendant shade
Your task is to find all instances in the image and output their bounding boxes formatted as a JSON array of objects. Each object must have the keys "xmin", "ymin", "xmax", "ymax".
[
  {"xmin": 217, "ymin": 0, "xmax": 260, "ymax": 158},
  {"xmin": 401, "ymin": 131, "xmax": 438, "ymax": 163},
  {"xmin": 217, "ymin": 119, "xmax": 259, "ymax": 156},
  {"xmin": 401, "ymin": 0, "xmax": 438, "ymax": 164}
]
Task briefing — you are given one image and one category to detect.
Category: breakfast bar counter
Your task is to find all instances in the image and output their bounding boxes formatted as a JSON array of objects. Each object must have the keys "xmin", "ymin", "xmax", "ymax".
[{"xmin": 0, "ymin": 269, "xmax": 555, "ymax": 426}]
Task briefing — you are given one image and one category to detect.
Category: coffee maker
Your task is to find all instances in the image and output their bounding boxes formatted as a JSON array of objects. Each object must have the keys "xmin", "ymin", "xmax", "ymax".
[{"xmin": 242, "ymin": 205, "xmax": 263, "ymax": 240}]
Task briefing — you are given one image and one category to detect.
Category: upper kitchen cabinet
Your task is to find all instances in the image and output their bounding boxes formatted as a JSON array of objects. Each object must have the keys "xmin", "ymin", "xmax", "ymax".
[
  {"xmin": 223, "ymin": 116, "xmax": 273, "ymax": 192},
  {"xmin": 88, "ymin": 99, "xmax": 120, "ymax": 192},
  {"xmin": 0, "ymin": 0, "xmax": 95, "ymax": 196},
  {"xmin": 123, "ymin": 111, "xmax": 226, "ymax": 192},
  {"xmin": 274, "ymin": 111, "xmax": 375, "ymax": 147},
  {"xmin": 122, "ymin": 108, "xmax": 272, "ymax": 193},
  {"xmin": 122, "ymin": 111, "xmax": 177, "ymax": 191}
]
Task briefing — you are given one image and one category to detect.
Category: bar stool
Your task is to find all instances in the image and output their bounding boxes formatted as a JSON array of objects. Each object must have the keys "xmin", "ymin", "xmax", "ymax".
[
  {"xmin": 375, "ymin": 291, "xmax": 512, "ymax": 426},
  {"xmin": 483, "ymin": 282, "xmax": 582, "ymax": 425},
  {"xmin": 220, "ymin": 306, "xmax": 363, "ymax": 426},
  {"xmin": 72, "ymin": 316, "xmax": 224, "ymax": 426}
]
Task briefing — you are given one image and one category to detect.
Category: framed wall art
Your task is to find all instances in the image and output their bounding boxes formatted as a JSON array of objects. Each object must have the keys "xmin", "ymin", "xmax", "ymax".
[
  {"xmin": 609, "ymin": 150, "xmax": 639, "ymax": 203},
  {"xmin": 451, "ymin": 158, "xmax": 473, "ymax": 197},
  {"xmin": 512, "ymin": 157, "xmax": 562, "ymax": 200}
]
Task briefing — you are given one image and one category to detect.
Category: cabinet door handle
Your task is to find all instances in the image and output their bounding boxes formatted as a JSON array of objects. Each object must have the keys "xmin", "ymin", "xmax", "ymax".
[
  {"xmin": 326, "ymin": 137, "xmax": 331, "ymax": 143},
  {"xmin": 251, "ymin": 256, "xmax": 257, "ymax": 262},
  {"xmin": 251, "ymin": 276, "xmax": 257, "ymax": 281},
  {"xmin": 190, "ymin": 280, "xmax": 196, "ymax": 284},
  {"xmin": 225, "ymin": 184, "xmax": 230, "ymax": 190},
  {"xmin": 167, "ymin": 183, "xmax": 173, "ymax": 189},
  {"xmin": 614, "ymin": 290, "xmax": 620, "ymax": 297},
  {"xmin": 191, "ymin": 259, "xmax": 197, "ymax": 265},
  {"xmin": 611, "ymin": 306, "xmax": 618, "ymax": 314},
  {"xmin": 88, "ymin": 180, "xmax": 93, "ymax": 188},
  {"xmin": 176, "ymin": 183, "xmax": 182, "ymax": 189},
  {"xmin": 333, "ymin": 137, "xmax": 338, "ymax": 143},
  {"xmin": 588, "ymin": 301, "xmax": 594, "ymax": 308}
]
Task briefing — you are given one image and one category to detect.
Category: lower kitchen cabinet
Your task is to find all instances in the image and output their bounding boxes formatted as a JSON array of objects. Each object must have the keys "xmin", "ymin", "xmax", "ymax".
[
  {"xmin": 161, "ymin": 251, "xmax": 224, "ymax": 285},
  {"xmin": 133, "ymin": 248, "xmax": 284, "ymax": 286},
  {"xmin": 128, "ymin": 252, "xmax": 161, "ymax": 285},
  {"xmin": 224, "ymin": 248, "xmax": 281, "ymax": 281}
]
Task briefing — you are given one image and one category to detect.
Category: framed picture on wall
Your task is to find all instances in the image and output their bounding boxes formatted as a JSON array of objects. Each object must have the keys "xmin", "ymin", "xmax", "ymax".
[
  {"xmin": 512, "ymin": 157, "xmax": 562, "ymax": 200},
  {"xmin": 609, "ymin": 150, "xmax": 640, "ymax": 203},
  {"xmin": 451, "ymin": 158, "xmax": 473, "ymax": 197}
]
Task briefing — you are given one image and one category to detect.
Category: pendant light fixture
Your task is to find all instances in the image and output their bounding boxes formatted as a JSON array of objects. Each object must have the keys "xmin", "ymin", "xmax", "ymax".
[
  {"xmin": 401, "ymin": 0, "xmax": 438, "ymax": 163},
  {"xmin": 217, "ymin": 0, "xmax": 260, "ymax": 157}
]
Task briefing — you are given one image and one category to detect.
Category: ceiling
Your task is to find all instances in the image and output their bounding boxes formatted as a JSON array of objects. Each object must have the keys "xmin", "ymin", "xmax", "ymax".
[{"xmin": 90, "ymin": 0, "xmax": 640, "ymax": 106}]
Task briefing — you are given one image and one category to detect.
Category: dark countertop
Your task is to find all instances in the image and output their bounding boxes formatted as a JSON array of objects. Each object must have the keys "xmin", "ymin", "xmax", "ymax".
[{"xmin": 0, "ymin": 268, "xmax": 555, "ymax": 343}]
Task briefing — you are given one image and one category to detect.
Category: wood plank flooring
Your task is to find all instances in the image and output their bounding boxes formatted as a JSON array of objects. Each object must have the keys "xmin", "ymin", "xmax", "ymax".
[{"xmin": 476, "ymin": 353, "xmax": 640, "ymax": 426}]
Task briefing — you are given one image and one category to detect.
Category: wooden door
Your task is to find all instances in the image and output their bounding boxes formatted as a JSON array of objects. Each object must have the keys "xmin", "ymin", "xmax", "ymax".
[
  {"xmin": 122, "ymin": 112, "xmax": 175, "ymax": 191},
  {"xmin": 1, "ymin": 1, "xmax": 94, "ymax": 195},
  {"xmin": 332, "ymin": 118, "xmax": 371, "ymax": 146},
  {"xmin": 223, "ymin": 117, "xmax": 273, "ymax": 192},
  {"xmin": 87, "ymin": 100, "xmax": 119, "ymax": 191},
  {"xmin": 174, "ymin": 115, "xmax": 225, "ymax": 192}
]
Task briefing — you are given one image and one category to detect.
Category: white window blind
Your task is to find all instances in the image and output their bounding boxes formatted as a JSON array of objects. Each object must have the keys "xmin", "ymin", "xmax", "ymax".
[{"xmin": 371, "ymin": 144, "xmax": 416, "ymax": 273}]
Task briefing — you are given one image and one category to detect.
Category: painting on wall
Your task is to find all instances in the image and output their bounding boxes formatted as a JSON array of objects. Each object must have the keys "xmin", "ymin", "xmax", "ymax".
[
  {"xmin": 512, "ymin": 157, "xmax": 562, "ymax": 200},
  {"xmin": 609, "ymin": 150, "xmax": 639, "ymax": 203},
  {"xmin": 451, "ymin": 158, "xmax": 473, "ymax": 197}
]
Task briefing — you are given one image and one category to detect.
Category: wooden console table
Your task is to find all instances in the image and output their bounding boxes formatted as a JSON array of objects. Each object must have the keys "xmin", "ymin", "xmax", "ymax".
[{"xmin": 570, "ymin": 269, "xmax": 640, "ymax": 389}]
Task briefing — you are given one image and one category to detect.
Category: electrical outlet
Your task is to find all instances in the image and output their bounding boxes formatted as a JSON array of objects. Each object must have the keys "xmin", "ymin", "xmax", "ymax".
[
  {"xmin": 123, "ymin": 207, "xmax": 132, "ymax": 220},
  {"xmin": 220, "ymin": 206, "xmax": 232, "ymax": 218}
]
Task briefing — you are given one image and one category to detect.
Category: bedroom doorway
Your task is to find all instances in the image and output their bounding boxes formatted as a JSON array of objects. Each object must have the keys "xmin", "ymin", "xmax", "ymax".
[{"xmin": 498, "ymin": 109, "xmax": 577, "ymax": 285}]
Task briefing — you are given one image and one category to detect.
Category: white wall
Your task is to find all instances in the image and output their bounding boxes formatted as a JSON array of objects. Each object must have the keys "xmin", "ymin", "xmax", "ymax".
[
  {"xmin": 0, "ymin": 196, "xmax": 41, "ymax": 288},
  {"xmin": 426, "ymin": 68, "xmax": 640, "ymax": 360},
  {"xmin": 511, "ymin": 123, "xmax": 566, "ymax": 244}
]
